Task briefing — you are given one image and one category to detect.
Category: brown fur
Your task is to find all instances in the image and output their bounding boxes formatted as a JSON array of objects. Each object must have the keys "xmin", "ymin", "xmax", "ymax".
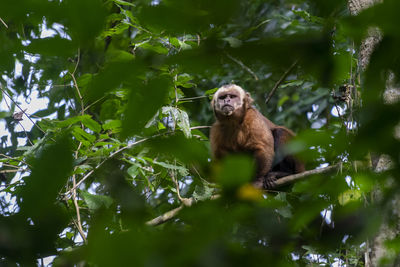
[{"xmin": 210, "ymin": 84, "xmax": 304, "ymax": 189}]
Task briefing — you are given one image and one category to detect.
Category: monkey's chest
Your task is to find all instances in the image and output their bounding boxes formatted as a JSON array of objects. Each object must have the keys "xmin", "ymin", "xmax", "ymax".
[{"xmin": 220, "ymin": 130, "xmax": 251, "ymax": 153}]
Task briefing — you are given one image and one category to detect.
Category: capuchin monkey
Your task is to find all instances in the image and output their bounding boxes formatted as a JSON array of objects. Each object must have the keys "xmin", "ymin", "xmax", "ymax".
[{"xmin": 210, "ymin": 84, "xmax": 304, "ymax": 189}]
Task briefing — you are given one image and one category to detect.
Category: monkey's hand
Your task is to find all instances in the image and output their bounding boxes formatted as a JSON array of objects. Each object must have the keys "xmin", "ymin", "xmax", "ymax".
[
  {"xmin": 263, "ymin": 173, "xmax": 278, "ymax": 189},
  {"xmin": 263, "ymin": 171, "xmax": 293, "ymax": 189}
]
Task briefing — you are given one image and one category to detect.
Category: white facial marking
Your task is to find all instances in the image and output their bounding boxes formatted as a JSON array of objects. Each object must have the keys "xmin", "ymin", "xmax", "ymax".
[{"xmin": 212, "ymin": 84, "xmax": 246, "ymax": 116}]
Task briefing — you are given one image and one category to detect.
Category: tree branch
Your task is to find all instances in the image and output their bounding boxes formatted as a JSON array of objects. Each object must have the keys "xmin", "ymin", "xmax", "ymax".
[
  {"xmin": 0, "ymin": 17, "xmax": 8, "ymax": 28},
  {"xmin": 271, "ymin": 164, "xmax": 341, "ymax": 188},
  {"xmin": 225, "ymin": 52, "xmax": 259, "ymax": 81},
  {"xmin": 145, "ymin": 164, "xmax": 341, "ymax": 226},
  {"xmin": 265, "ymin": 60, "xmax": 298, "ymax": 105},
  {"xmin": 146, "ymin": 204, "xmax": 186, "ymax": 226},
  {"xmin": 71, "ymin": 142, "xmax": 87, "ymax": 244}
]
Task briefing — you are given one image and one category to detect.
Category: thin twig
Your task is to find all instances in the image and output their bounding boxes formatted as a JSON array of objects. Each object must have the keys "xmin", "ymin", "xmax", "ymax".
[
  {"xmin": 174, "ymin": 75, "xmax": 179, "ymax": 106},
  {"xmin": 69, "ymin": 72, "xmax": 84, "ymax": 116},
  {"xmin": 0, "ymin": 153, "xmax": 30, "ymax": 167},
  {"xmin": 265, "ymin": 60, "xmax": 298, "ymax": 105},
  {"xmin": 68, "ymin": 51, "xmax": 87, "ymax": 242},
  {"xmin": 1, "ymin": 163, "xmax": 21, "ymax": 169},
  {"xmin": 0, "ymin": 85, "xmax": 45, "ymax": 134},
  {"xmin": 18, "ymin": 122, "xmax": 34, "ymax": 146},
  {"xmin": 171, "ymin": 160, "xmax": 192, "ymax": 207},
  {"xmin": 225, "ymin": 52, "xmax": 259, "ymax": 81},
  {"xmin": 69, "ymin": 49, "xmax": 84, "ymax": 116},
  {"xmin": 0, "ymin": 169, "xmax": 21, "ymax": 173},
  {"xmin": 190, "ymin": 126, "xmax": 211, "ymax": 130},
  {"xmin": 177, "ymin": 95, "xmax": 209, "ymax": 102},
  {"xmin": 83, "ymin": 96, "xmax": 106, "ymax": 112},
  {"xmin": 71, "ymin": 142, "xmax": 87, "ymax": 243},
  {"xmin": 72, "ymin": 48, "xmax": 80, "ymax": 75},
  {"xmin": 0, "ymin": 17, "xmax": 8, "ymax": 28}
]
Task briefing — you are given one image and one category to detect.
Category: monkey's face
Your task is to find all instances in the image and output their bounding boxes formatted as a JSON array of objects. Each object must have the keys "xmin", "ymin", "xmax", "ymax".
[
  {"xmin": 215, "ymin": 90, "xmax": 242, "ymax": 116},
  {"xmin": 212, "ymin": 84, "xmax": 251, "ymax": 119}
]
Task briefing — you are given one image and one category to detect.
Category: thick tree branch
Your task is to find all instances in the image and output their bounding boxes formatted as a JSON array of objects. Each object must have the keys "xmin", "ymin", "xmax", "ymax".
[
  {"xmin": 272, "ymin": 164, "xmax": 341, "ymax": 188},
  {"xmin": 146, "ymin": 164, "xmax": 340, "ymax": 226}
]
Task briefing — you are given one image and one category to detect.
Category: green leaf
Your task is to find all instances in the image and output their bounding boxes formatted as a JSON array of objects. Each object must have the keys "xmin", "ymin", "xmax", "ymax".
[
  {"xmin": 162, "ymin": 106, "xmax": 191, "ymax": 138},
  {"xmin": 56, "ymin": 115, "xmax": 100, "ymax": 133},
  {"xmin": 122, "ymin": 76, "xmax": 171, "ymax": 137},
  {"xmin": 137, "ymin": 42, "xmax": 169, "ymax": 54},
  {"xmin": 153, "ymin": 161, "xmax": 189, "ymax": 176},
  {"xmin": 66, "ymin": 232, "xmax": 75, "ymax": 240},
  {"xmin": 205, "ymin": 88, "xmax": 218, "ymax": 98},
  {"xmin": 127, "ymin": 163, "xmax": 140, "ymax": 179},
  {"xmin": 178, "ymin": 40, "xmax": 192, "ymax": 50},
  {"xmin": 81, "ymin": 116, "xmax": 101, "ymax": 133},
  {"xmin": 81, "ymin": 191, "xmax": 113, "ymax": 211},
  {"xmin": 278, "ymin": 95, "xmax": 290, "ymax": 107},
  {"xmin": 72, "ymin": 126, "xmax": 95, "ymax": 143},
  {"xmin": 26, "ymin": 37, "xmax": 76, "ymax": 57},
  {"xmin": 193, "ymin": 183, "xmax": 214, "ymax": 201},
  {"xmin": 176, "ymin": 73, "xmax": 195, "ymax": 88},
  {"xmin": 223, "ymin": 37, "xmax": 242, "ymax": 48},
  {"xmin": 74, "ymin": 164, "xmax": 93, "ymax": 174},
  {"xmin": 112, "ymin": 0, "xmax": 135, "ymax": 6},
  {"xmin": 276, "ymin": 205, "xmax": 293, "ymax": 219},
  {"xmin": 62, "ymin": 0, "xmax": 107, "ymax": 46},
  {"xmin": 101, "ymin": 23, "xmax": 129, "ymax": 39},
  {"xmin": 338, "ymin": 189, "xmax": 362, "ymax": 206}
]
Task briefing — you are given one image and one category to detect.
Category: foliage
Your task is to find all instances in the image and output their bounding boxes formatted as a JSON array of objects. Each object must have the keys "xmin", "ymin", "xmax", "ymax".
[{"xmin": 0, "ymin": 0, "xmax": 399, "ymax": 266}]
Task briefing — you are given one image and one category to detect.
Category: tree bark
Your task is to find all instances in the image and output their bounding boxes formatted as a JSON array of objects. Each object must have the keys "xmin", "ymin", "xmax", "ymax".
[{"xmin": 348, "ymin": 0, "xmax": 400, "ymax": 266}]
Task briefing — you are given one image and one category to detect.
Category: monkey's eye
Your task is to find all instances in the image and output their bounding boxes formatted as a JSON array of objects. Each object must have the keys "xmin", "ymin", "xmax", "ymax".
[
  {"xmin": 229, "ymin": 94, "xmax": 237, "ymax": 98},
  {"xmin": 218, "ymin": 95, "xmax": 227, "ymax": 100}
]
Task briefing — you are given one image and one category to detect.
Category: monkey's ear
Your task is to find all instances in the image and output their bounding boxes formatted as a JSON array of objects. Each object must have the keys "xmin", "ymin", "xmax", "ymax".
[{"xmin": 244, "ymin": 92, "xmax": 254, "ymax": 107}]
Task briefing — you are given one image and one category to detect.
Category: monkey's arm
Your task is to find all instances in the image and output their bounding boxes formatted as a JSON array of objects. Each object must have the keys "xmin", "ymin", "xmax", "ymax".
[{"xmin": 251, "ymin": 143, "xmax": 275, "ymax": 189}]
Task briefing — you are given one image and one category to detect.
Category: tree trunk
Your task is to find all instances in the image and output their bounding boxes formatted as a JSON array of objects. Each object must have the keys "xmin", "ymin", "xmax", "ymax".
[{"xmin": 347, "ymin": 0, "xmax": 400, "ymax": 266}]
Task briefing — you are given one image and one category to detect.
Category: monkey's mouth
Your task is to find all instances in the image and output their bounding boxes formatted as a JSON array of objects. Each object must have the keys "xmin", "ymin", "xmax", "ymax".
[
  {"xmin": 221, "ymin": 105, "xmax": 234, "ymax": 115},
  {"xmin": 222, "ymin": 104, "xmax": 233, "ymax": 110}
]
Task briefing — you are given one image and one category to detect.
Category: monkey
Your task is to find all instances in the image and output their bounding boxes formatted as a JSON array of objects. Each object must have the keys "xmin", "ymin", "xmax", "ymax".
[{"xmin": 210, "ymin": 84, "xmax": 304, "ymax": 189}]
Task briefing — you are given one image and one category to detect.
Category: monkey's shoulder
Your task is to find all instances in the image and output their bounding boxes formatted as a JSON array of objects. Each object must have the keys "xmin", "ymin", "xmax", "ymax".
[{"xmin": 243, "ymin": 108, "xmax": 274, "ymax": 132}]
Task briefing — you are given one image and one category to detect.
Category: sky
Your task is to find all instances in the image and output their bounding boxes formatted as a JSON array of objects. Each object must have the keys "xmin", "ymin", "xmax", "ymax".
[{"xmin": 0, "ymin": 24, "xmax": 60, "ymax": 145}]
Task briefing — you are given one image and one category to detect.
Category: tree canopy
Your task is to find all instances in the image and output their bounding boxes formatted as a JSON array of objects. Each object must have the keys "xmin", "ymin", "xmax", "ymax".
[{"xmin": 0, "ymin": 0, "xmax": 400, "ymax": 266}]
